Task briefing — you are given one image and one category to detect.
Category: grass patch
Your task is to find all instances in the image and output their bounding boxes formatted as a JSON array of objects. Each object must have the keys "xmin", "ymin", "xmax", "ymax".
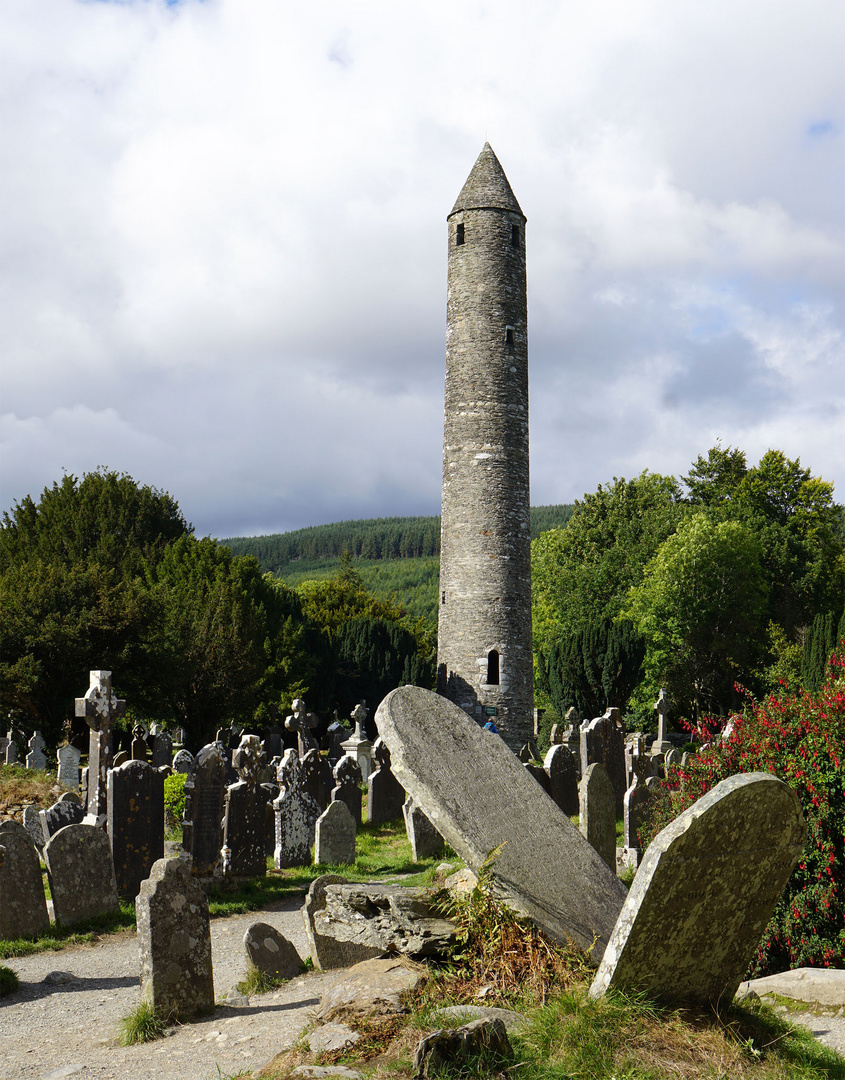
[
  {"xmin": 0, "ymin": 902, "xmax": 137, "ymax": 959},
  {"xmin": 118, "ymin": 1001, "xmax": 170, "ymax": 1045},
  {"xmin": 0, "ymin": 763, "xmax": 58, "ymax": 809},
  {"xmin": 236, "ymin": 964, "xmax": 288, "ymax": 996},
  {"xmin": 0, "ymin": 964, "xmax": 19, "ymax": 996}
]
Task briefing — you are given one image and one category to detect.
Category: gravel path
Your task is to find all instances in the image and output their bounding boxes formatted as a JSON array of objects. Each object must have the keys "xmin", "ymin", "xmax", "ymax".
[{"xmin": 0, "ymin": 895, "xmax": 335, "ymax": 1080}]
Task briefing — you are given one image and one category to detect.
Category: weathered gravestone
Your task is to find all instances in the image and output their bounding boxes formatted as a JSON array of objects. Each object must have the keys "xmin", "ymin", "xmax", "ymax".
[
  {"xmin": 108, "ymin": 759, "xmax": 165, "ymax": 902},
  {"xmin": 581, "ymin": 709, "xmax": 626, "ymax": 814},
  {"xmin": 44, "ymin": 823, "xmax": 119, "ymax": 926},
  {"xmin": 273, "ymin": 748, "xmax": 321, "ymax": 869},
  {"xmin": 301, "ymin": 747, "xmax": 332, "ymax": 811},
  {"xmin": 172, "ymin": 749, "xmax": 194, "ymax": 774},
  {"xmin": 332, "ymin": 753, "xmax": 363, "ymax": 826},
  {"xmin": 131, "ymin": 723, "xmax": 149, "ymax": 762},
  {"xmin": 39, "ymin": 796, "xmax": 85, "ymax": 846},
  {"xmin": 314, "ymin": 799, "xmax": 356, "ymax": 866},
  {"xmin": 26, "ymin": 731, "xmax": 47, "ymax": 771},
  {"xmin": 75, "ymin": 670, "xmax": 125, "ymax": 826},
  {"xmin": 151, "ymin": 732, "xmax": 173, "ymax": 769},
  {"xmin": 341, "ymin": 703, "xmax": 373, "ymax": 781},
  {"xmin": 57, "ymin": 744, "xmax": 81, "ymax": 790},
  {"xmin": 182, "ymin": 743, "xmax": 227, "ymax": 877},
  {"xmin": 650, "ymin": 687, "xmax": 673, "ymax": 756},
  {"xmin": 137, "ymin": 853, "xmax": 214, "ymax": 1017},
  {"xmin": 622, "ymin": 737, "xmax": 652, "ymax": 855},
  {"xmin": 375, "ymin": 686, "xmax": 628, "ymax": 957},
  {"xmin": 579, "ymin": 763, "xmax": 616, "ymax": 871},
  {"xmin": 0, "ymin": 819, "xmax": 49, "ymax": 939},
  {"xmin": 4, "ymin": 730, "xmax": 19, "ymax": 765},
  {"xmin": 367, "ymin": 738, "xmax": 405, "ymax": 825},
  {"xmin": 544, "ymin": 744, "xmax": 579, "ymax": 816},
  {"xmin": 222, "ymin": 734, "xmax": 267, "ymax": 878},
  {"xmin": 285, "ymin": 698, "xmax": 319, "ymax": 756},
  {"xmin": 324, "ymin": 719, "xmax": 350, "ymax": 767},
  {"xmin": 403, "ymin": 796, "xmax": 444, "ymax": 861},
  {"xmin": 301, "ymin": 873, "xmax": 350, "ymax": 970},
  {"xmin": 590, "ymin": 772, "xmax": 805, "ymax": 1006},
  {"xmin": 23, "ymin": 804, "xmax": 46, "ymax": 853},
  {"xmin": 244, "ymin": 921, "xmax": 303, "ymax": 980}
]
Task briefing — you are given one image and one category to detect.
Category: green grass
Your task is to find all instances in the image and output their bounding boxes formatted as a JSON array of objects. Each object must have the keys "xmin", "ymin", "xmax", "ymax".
[
  {"xmin": 236, "ymin": 963, "xmax": 289, "ymax": 996},
  {"xmin": 0, "ymin": 902, "xmax": 137, "ymax": 960},
  {"xmin": 118, "ymin": 1001, "xmax": 170, "ymax": 1045},
  {"xmin": 0, "ymin": 964, "xmax": 19, "ymax": 996}
]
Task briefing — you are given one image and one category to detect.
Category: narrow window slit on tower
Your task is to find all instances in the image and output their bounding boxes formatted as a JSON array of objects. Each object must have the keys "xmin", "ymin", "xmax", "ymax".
[
  {"xmin": 456, "ymin": 223, "xmax": 465, "ymax": 245},
  {"xmin": 441, "ymin": 591, "xmax": 446, "ymax": 605},
  {"xmin": 505, "ymin": 327, "xmax": 514, "ymax": 345},
  {"xmin": 487, "ymin": 649, "xmax": 500, "ymax": 685},
  {"xmin": 511, "ymin": 224, "xmax": 520, "ymax": 248}
]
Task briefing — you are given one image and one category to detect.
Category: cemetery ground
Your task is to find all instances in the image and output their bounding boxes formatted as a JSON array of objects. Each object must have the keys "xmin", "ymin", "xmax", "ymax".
[{"xmin": 2, "ymin": 771, "xmax": 844, "ymax": 1080}]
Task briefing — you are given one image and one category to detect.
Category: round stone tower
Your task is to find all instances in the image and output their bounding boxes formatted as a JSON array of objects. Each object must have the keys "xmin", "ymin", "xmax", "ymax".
[{"xmin": 436, "ymin": 143, "xmax": 533, "ymax": 752}]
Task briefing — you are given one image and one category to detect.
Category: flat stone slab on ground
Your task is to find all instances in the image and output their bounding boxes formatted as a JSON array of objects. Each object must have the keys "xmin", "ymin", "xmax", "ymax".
[
  {"xmin": 590, "ymin": 772, "xmax": 805, "ymax": 1006},
  {"xmin": 375, "ymin": 686, "xmax": 627, "ymax": 958},
  {"xmin": 313, "ymin": 957, "xmax": 425, "ymax": 1022},
  {"xmin": 740, "ymin": 968, "xmax": 845, "ymax": 1008}
]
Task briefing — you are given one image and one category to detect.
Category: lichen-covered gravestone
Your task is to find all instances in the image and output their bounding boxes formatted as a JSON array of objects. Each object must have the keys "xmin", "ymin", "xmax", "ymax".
[
  {"xmin": 403, "ymin": 796, "xmax": 445, "ymax": 861},
  {"xmin": 590, "ymin": 772, "xmax": 805, "ymax": 1006},
  {"xmin": 75, "ymin": 670, "xmax": 125, "ymax": 826},
  {"xmin": 580, "ymin": 709, "xmax": 626, "ymax": 814},
  {"xmin": 0, "ymin": 819, "xmax": 49, "ymax": 939},
  {"xmin": 222, "ymin": 734, "xmax": 267, "ymax": 877},
  {"xmin": 331, "ymin": 753, "xmax": 363, "ymax": 826},
  {"xmin": 244, "ymin": 921, "xmax": 302, "ymax": 980},
  {"xmin": 57, "ymin": 744, "xmax": 81, "ymax": 790},
  {"xmin": 314, "ymin": 799, "xmax": 356, "ymax": 866},
  {"xmin": 544, "ymin": 744, "xmax": 579, "ymax": 816},
  {"xmin": 39, "ymin": 796, "xmax": 85, "ymax": 846},
  {"xmin": 375, "ymin": 686, "xmax": 628, "ymax": 957},
  {"xmin": 26, "ymin": 731, "xmax": 47, "ymax": 771},
  {"xmin": 579, "ymin": 763, "xmax": 616, "ymax": 870},
  {"xmin": 273, "ymin": 748, "xmax": 321, "ymax": 868},
  {"xmin": 300, "ymin": 747, "xmax": 332, "ymax": 811},
  {"xmin": 44, "ymin": 823, "xmax": 119, "ymax": 926},
  {"xmin": 182, "ymin": 743, "xmax": 227, "ymax": 877},
  {"xmin": 172, "ymin": 749, "xmax": 194, "ymax": 774},
  {"xmin": 367, "ymin": 738, "xmax": 405, "ymax": 825},
  {"xmin": 137, "ymin": 853, "xmax": 214, "ymax": 1017},
  {"xmin": 108, "ymin": 759, "xmax": 165, "ymax": 901},
  {"xmin": 23, "ymin": 804, "xmax": 46, "ymax": 853}
]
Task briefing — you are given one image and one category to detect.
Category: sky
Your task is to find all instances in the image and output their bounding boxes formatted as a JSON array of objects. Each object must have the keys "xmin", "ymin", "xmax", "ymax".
[{"xmin": 2, "ymin": 0, "xmax": 843, "ymax": 540}]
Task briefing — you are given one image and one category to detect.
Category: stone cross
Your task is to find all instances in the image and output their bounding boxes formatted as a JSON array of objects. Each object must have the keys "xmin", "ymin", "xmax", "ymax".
[
  {"xmin": 340, "ymin": 704, "xmax": 373, "ymax": 780},
  {"xmin": 285, "ymin": 698, "xmax": 319, "ymax": 756},
  {"xmin": 331, "ymin": 753, "xmax": 363, "ymax": 825},
  {"xmin": 26, "ymin": 731, "xmax": 47, "ymax": 771},
  {"xmin": 651, "ymin": 688, "xmax": 673, "ymax": 754},
  {"xmin": 131, "ymin": 723, "xmax": 149, "ymax": 762},
  {"xmin": 75, "ymin": 670, "xmax": 126, "ymax": 826},
  {"xmin": 233, "ymin": 733, "xmax": 264, "ymax": 788}
]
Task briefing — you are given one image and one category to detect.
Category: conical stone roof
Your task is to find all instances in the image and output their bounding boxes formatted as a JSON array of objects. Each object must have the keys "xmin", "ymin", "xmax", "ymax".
[{"xmin": 449, "ymin": 142, "xmax": 525, "ymax": 219}]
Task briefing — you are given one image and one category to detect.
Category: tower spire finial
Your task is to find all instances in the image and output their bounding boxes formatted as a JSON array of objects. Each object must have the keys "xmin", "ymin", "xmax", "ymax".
[{"xmin": 450, "ymin": 143, "xmax": 524, "ymax": 219}]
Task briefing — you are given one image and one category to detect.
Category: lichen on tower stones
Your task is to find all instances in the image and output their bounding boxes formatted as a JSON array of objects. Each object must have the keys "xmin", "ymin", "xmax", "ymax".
[{"xmin": 436, "ymin": 143, "xmax": 534, "ymax": 752}]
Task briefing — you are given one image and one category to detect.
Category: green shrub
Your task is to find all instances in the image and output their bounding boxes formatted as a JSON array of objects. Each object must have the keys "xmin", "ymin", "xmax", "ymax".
[
  {"xmin": 0, "ymin": 964, "xmax": 19, "ymax": 996},
  {"xmin": 640, "ymin": 645, "xmax": 845, "ymax": 976},
  {"xmin": 118, "ymin": 1001, "xmax": 169, "ymax": 1044},
  {"xmin": 163, "ymin": 771, "xmax": 187, "ymax": 822}
]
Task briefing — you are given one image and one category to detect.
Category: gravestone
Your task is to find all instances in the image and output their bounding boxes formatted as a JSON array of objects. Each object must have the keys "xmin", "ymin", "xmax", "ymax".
[
  {"xmin": 375, "ymin": 686, "xmax": 628, "ymax": 957},
  {"xmin": 331, "ymin": 753, "xmax": 363, "ymax": 826},
  {"xmin": 244, "ymin": 921, "xmax": 303, "ymax": 980},
  {"xmin": 137, "ymin": 853, "xmax": 214, "ymax": 1017},
  {"xmin": 112, "ymin": 750, "xmax": 129, "ymax": 767},
  {"xmin": 131, "ymin": 723, "xmax": 149, "ymax": 762},
  {"xmin": 5, "ymin": 730, "xmax": 19, "ymax": 765},
  {"xmin": 579, "ymin": 763, "xmax": 616, "ymax": 870},
  {"xmin": 0, "ymin": 819, "xmax": 49, "ymax": 939},
  {"xmin": 44, "ymin": 823, "xmax": 119, "ymax": 926},
  {"xmin": 108, "ymin": 759, "xmax": 165, "ymax": 902},
  {"xmin": 222, "ymin": 734, "xmax": 267, "ymax": 878},
  {"xmin": 325, "ymin": 720, "xmax": 349, "ymax": 767},
  {"xmin": 267, "ymin": 723, "xmax": 284, "ymax": 758},
  {"xmin": 403, "ymin": 796, "xmax": 445, "ymax": 861},
  {"xmin": 590, "ymin": 772, "xmax": 805, "ymax": 1006},
  {"xmin": 301, "ymin": 747, "xmax": 332, "ymax": 811},
  {"xmin": 26, "ymin": 731, "xmax": 47, "ymax": 771},
  {"xmin": 314, "ymin": 799, "xmax": 356, "ymax": 866},
  {"xmin": 544, "ymin": 744, "xmax": 579, "ymax": 816},
  {"xmin": 23, "ymin": 804, "xmax": 46, "ymax": 852},
  {"xmin": 341, "ymin": 703, "xmax": 373, "ymax": 780},
  {"xmin": 580, "ymin": 709, "xmax": 626, "ymax": 814},
  {"xmin": 57, "ymin": 744, "xmax": 81, "ymax": 790},
  {"xmin": 650, "ymin": 688, "xmax": 673, "ymax": 755},
  {"xmin": 182, "ymin": 743, "xmax": 227, "ymax": 877},
  {"xmin": 172, "ymin": 749, "xmax": 194, "ymax": 774},
  {"xmin": 0, "ymin": 734, "xmax": 7, "ymax": 763},
  {"xmin": 301, "ymin": 873, "xmax": 350, "ymax": 970},
  {"xmin": 285, "ymin": 698, "xmax": 319, "ymax": 757},
  {"xmin": 367, "ymin": 738, "xmax": 405, "ymax": 825},
  {"xmin": 524, "ymin": 761, "xmax": 550, "ymax": 793},
  {"xmin": 273, "ymin": 748, "xmax": 321, "ymax": 869},
  {"xmin": 151, "ymin": 732, "xmax": 173, "ymax": 769},
  {"xmin": 664, "ymin": 748, "xmax": 682, "ymax": 769},
  {"xmin": 39, "ymin": 796, "xmax": 85, "ymax": 845},
  {"xmin": 622, "ymin": 738, "xmax": 653, "ymax": 854},
  {"xmin": 75, "ymin": 670, "xmax": 125, "ymax": 826}
]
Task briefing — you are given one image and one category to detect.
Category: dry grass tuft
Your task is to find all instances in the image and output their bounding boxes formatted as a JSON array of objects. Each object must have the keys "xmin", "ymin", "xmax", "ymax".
[{"xmin": 0, "ymin": 765, "xmax": 60, "ymax": 821}]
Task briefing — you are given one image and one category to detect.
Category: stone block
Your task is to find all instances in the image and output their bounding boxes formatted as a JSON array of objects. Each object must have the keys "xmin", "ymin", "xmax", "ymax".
[
  {"xmin": 44, "ymin": 823, "xmax": 119, "ymax": 927},
  {"xmin": 0, "ymin": 820, "xmax": 49, "ymax": 939},
  {"xmin": 314, "ymin": 800, "xmax": 356, "ymax": 866}
]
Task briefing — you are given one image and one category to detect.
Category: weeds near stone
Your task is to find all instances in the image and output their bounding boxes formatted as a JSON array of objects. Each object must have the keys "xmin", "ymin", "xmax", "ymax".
[
  {"xmin": 0, "ymin": 964, "xmax": 19, "ymax": 996},
  {"xmin": 118, "ymin": 1001, "xmax": 171, "ymax": 1045},
  {"xmin": 236, "ymin": 964, "xmax": 286, "ymax": 996}
]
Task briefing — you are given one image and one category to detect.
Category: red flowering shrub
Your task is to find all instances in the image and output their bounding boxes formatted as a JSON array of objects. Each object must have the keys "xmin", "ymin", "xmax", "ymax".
[{"xmin": 639, "ymin": 647, "xmax": 845, "ymax": 977}]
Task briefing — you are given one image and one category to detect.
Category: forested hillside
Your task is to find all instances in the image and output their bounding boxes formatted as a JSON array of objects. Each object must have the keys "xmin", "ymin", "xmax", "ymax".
[{"xmin": 222, "ymin": 505, "xmax": 574, "ymax": 571}]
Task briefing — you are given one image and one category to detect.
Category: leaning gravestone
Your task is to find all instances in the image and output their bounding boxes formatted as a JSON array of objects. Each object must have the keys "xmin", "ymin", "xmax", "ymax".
[
  {"xmin": 273, "ymin": 748, "xmax": 321, "ymax": 869},
  {"xmin": 375, "ymin": 686, "xmax": 628, "ymax": 957},
  {"xmin": 579, "ymin": 763, "xmax": 616, "ymax": 870},
  {"xmin": 331, "ymin": 753, "xmax": 363, "ymax": 826},
  {"xmin": 403, "ymin": 796, "xmax": 444, "ymax": 861},
  {"xmin": 544, "ymin": 744, "xmax": 579, "ymax": 816},
  {"xmin": 39, "ymin": 796, "xmax": 85, "ymax": 846},
  {"xmin": 244, "ymin": 922, "xmax": 303, "ymax": 980},
  {"xmin": 57, "ymin": 744, "xmax": 81, "ymax": 790},
  {"xmin": 367, "ymin": 738, "xmax": 405, "ymax": 825},
  {"xmin": 0, "ymin": 819, "xmax": 49, "ymax": 939},
  {"xmin": 590, "ymin": 772, "xmax": 805, "ymax": 1006},
  {"xmin": 182, "ymin": 743, "xmax": 227, "ymax": 877},
  {"xmin": 314, "ymin": 799, "xmax": 356, "ymax": 866},
  {"xmin": 137, "ymin": 853, "xmax": 214, "ymax": 1017},
  {"xmin": 44, "ymin": 823, "xmax": 119, "ymax": 926},
  {"xmin": 108, "ymin": 759, "xmax": 165, "ymax": 902},
  {"xmin": 222, "ymin": 734, "xmax": 267, "ymax": 877}
]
